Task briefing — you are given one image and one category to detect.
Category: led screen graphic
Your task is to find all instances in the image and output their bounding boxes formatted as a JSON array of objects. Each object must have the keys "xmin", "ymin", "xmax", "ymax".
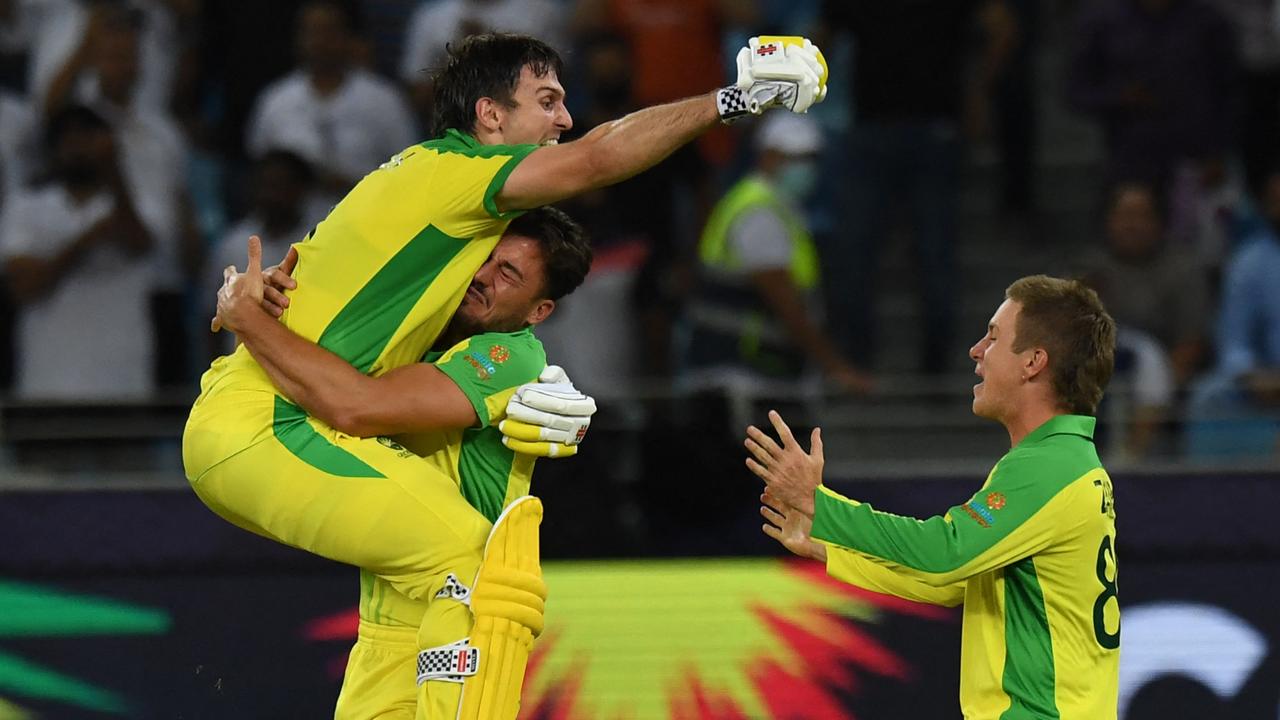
[{"xmin": 2, "ymin": 559, "xmax": 1279, "ymax": 718}]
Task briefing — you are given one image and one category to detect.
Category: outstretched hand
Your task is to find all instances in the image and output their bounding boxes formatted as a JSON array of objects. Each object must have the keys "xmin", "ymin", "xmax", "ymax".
[
  {"xmin": 744, "ymin": 410, "xmax": 824, "ymax": 517},
  {"xmin": 760, "ymin": 489, "xmax": 826, "ymax": 562}
]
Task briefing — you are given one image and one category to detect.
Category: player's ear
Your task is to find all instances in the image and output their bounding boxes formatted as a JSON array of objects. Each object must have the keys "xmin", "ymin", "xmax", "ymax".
[
  {"xmin": 1024, "ymin": 347, "xmax": 1049, "ymax": 382},
  {"xmin": 474, "ymin": 97, "xmax": 504, "ymax": 135},
  {"xmin": 525, "ymin": 298, "xmax": 555, "ymax": 326}
]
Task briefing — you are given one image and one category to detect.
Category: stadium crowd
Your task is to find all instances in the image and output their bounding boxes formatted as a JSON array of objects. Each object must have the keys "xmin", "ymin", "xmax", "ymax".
[{"xmin": 0, "ymin": 0, "xmax": 1276, "ymax": 462}]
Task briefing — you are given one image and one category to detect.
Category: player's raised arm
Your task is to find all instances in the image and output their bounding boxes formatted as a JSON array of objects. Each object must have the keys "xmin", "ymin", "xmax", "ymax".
[{"xmin": 495, "ymin": 36, "xmax": 829, "ymax": 212}]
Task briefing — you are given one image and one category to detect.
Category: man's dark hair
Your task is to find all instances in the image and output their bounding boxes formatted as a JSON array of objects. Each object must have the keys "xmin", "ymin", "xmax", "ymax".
[
  {"xmin": 258, "ymin": 149, "xmax": 316, "ymax": 185},
  {"xmin": 429, "ymin": 33, "xmax": 564, "ymax": 138},
  {"xmin": 1104, "ymin": 179, "xmax": 1167, "ymax": 226},
  {"xmin": 506, "ymin": 206, "xmax": 591, "ymax": 301},
  {"xmin": 44, "ymin": 104, "xmax": 111, "ymax": 150},
  {"xmin": 1006, "ymin": 275, "xmax": 1117, "ymax": 416},
  {"xmin": 300, "ymin": 0, "xmax": 363, "ymax": 34}
]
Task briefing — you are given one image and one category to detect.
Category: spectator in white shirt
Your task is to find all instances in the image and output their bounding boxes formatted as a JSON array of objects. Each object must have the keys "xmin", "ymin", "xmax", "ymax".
[
  {"xmin": 246, "ymin": 0, "xmax": 417, "ymax": 211},
  {"xmin": 206, "ymin": 150, "xmax": 320, "ymax": 356},
  {"xmin": 399, "ymin": 0, "xmax": 567, "ymax": 126},
  {"xmin": 0, "ymin": 105, "xmax": 155, "ymax": 400}
]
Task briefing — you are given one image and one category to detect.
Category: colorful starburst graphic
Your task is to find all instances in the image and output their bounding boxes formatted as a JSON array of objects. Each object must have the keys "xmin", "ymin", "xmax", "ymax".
[
  {"xmin": 0, "ymin": 580, "xmax": 171, "ymax": 718},
  {"xmin": 303, "ymin": 558, "xmax": 955, "ymax": 718}
]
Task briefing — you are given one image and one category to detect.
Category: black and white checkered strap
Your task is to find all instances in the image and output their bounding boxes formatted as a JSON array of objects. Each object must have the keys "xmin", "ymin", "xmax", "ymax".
[
  {"xmin": 434, "ymin": 573, "xmax": 472, "ymax": 604},
  {"xmin": 716, "ymin": 86, "xmax": 751, "ymax": 124},
  {"xmin": 416, "ymin": 639, "xmax": 480, "ymax": 685}
]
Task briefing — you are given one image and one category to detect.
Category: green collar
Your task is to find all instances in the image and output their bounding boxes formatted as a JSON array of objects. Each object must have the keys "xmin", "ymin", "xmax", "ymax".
[{"xmin": 1017, "ymin": 414, "xmax": 1096, "ymax": 448}]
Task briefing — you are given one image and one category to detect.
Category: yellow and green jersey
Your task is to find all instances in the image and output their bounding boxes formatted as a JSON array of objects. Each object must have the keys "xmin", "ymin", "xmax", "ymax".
[
  {"xmin": 812, "ymin": 415, "xmax": 1119, "ymax": 720},
  {"xmin": 359, "ymin": 327, "xmax": 546, "ymax": 627},
  {"xmin": 189, "ymin": 129, "xmax": 536, "ymax": 471}
]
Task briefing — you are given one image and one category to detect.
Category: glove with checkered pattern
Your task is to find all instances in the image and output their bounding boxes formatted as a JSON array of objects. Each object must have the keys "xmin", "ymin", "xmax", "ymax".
[{"xmin": 717, "ymin": 36, "xmax": 829, "ymax": 124}]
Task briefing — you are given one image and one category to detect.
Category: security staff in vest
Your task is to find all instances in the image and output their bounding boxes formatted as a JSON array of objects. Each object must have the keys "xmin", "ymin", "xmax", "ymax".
[{"xmin": 685, "ymin": 113, "xmax": 872, "ymax": 395}]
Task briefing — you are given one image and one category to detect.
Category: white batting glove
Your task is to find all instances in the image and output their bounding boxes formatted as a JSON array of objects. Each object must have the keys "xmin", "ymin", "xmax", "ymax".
[
  {"xmin": 716, "ymin": 36, "xmax": 828, "ymax": 123},
  {"xmin": 499, "ymin": 365, "xmax": 597, "ymax": 458}
]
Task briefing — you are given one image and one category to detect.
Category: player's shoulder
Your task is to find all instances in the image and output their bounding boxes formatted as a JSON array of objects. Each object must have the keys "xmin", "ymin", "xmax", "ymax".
[
  {"xmin": 420, "ymin": 128, "xmax": 537, "ymax": 162},
  {"xmin": 455, "ymin": 327, "xmax": 545, "ymax": 366}
]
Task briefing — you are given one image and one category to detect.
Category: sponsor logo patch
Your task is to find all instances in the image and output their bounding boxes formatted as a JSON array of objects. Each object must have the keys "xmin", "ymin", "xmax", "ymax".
[
  {"xmin": 756, "ymin": 43, "xmax": 779, "ymax": 57},
  {"xmin": 465, "ymin": 351, "xmax": 498, "ymax": 379},
  {"xmin": 489, "ymin": 345, "xmax": 510, "ymax": 364},
  {"xmin": 961, "ymin": 501, "xmax": 996, "ymax": 528}
]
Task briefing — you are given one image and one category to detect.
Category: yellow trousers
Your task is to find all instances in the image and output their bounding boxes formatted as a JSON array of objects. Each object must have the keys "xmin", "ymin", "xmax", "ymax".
[{"xmin": 184, "ymin": 392, "xmax": 491, "ymax": 656}]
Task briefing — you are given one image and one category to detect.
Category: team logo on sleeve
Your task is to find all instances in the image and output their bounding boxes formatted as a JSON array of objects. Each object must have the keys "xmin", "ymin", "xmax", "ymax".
[
  {"xmin": 489, "ymin": 345, "xmax": 510, "ymax": 364},
  {"xmin": 961, "ymin": 492, "xmax": 1005, "ymax": 528}
]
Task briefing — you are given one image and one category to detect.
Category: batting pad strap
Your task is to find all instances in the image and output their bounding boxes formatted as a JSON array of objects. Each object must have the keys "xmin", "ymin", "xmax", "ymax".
[
  {"xmin": 434, "ymin": 573, "xmax": 472, "ymax": 604},
  {"xmin": 416, "ymin": 639, "xmax": 479, "ymax": 685}
]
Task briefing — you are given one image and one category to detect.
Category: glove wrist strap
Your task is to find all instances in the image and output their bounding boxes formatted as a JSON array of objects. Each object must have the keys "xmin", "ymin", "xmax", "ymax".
[{"xmin": 716, "ymin": 86, "xmax": 752, "ymax": 124}]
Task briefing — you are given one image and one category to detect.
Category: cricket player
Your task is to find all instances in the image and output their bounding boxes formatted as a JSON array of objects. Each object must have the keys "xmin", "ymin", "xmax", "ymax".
[
  {"xmin": 184, "ymin": 31, "xmax": 830, "ymax": 719},
  {"xmin": 750, "ymin": 276, "xmax": 1120, "ymax": 719},
  {"xmin": 215, "ymin": 207, "xmax": 589, "ymax": 717}
]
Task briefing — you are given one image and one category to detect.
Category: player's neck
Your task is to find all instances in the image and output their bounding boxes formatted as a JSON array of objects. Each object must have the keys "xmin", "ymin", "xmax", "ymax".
[{"xmin": 1002, "ymin": 401, "xmax": 1060, "ymax": 448}]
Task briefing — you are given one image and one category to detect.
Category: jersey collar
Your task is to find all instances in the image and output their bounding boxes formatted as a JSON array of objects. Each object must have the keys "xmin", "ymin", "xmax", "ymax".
[{"xmin": 1018, "ymin": 414, "xmax": 1096, "ymax": 447}]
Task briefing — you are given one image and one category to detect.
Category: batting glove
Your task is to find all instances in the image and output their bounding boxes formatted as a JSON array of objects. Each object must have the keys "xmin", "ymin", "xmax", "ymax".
[
  {"xmin": 717, "ymin": 36, "xmax": 829, "ymax": 124},
  {"xmin": 499, "ymin": 365, "xmax": 597, "ymax": 458}
]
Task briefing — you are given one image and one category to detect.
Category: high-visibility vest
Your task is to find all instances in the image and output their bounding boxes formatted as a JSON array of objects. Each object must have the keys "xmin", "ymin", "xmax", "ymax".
[
  {"xmin": 698, "ymin": 175, "xmax": 819, "ymax": 290},
  {"xmin": 689, "ymin": 175, "xmax": 821, "ymax": 375}
]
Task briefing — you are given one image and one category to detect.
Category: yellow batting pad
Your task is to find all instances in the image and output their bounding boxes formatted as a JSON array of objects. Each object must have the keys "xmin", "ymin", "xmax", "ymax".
[{"xmin": 457, "ymin": 496, "xmax": 548, "ymax": 720}]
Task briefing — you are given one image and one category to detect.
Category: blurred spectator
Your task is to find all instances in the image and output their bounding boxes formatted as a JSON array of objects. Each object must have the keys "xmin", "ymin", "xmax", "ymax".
[
  {"xmin": 0, "ymin": 84, "xmax": 32, "ymax": 391},
  {"xmin": 34, "ymin": 0, "xmax": 195, "ymax": 116},
  {"xmin": 205, "ymin": 150, "xmax": 318, "ymax": 357},
  {"xmin": 818, "ymin": 0, "xmax": 1016, "ymax": 375},
  {"xmin": 993, "ymin": 0, "xmax": 1038, "ymax": 219},
  {"xmin": 1082, "ymin": 183, "xmax": 1210, "ymax": 456},
  {"xmin": 0, "ymin": 0, "xmax": 37, "ymax": 92},
  {"xmin": 1066, "ymin": 0, "xmax": 1238, "ymax": 187},
  {"xmin": 573, "ymin": 0, "xmax": 755, "ymax": 166},
  {"xmin": 1166, "ymin": 154, "xmax": 1249, "ymax": 273},
  {"xmin": 400, "ymin": 0, "xmax": 567, "ymax": 128},
  {"xmin": 246, "ymin": 0, "xmax": 416, "ymax": 210},
  {"xmin": 0, "ymin": 105, "xmax": 155, "ymax": 399},
  {"xmin": 1186, "ymin": 170, "xmax": 1280, "ymax": 459},
  {"xmin": 0, "ymin": 86, "xmax": 35, "ymax": 198},
  {"xmin": 684, "ymin": 113, "xmax": 872, "ymax": 396},
  {"xmin": 536, "ymin": 33, "xmax": 663, "ymax": 388},
  {"xmin": 44, "ymin": 4, "xmax": 193, "ymax": 390},
  {"xmin": 1210, "ymin": 0, "xmax": 1280, "ymax": 190},
  {"xmin": 1083, "ymin": 182, "xmax": 1209, "ymax": 386},
  {"xmin": 573, "ymin": 0, "xmax": 754, "ymax": 111}
]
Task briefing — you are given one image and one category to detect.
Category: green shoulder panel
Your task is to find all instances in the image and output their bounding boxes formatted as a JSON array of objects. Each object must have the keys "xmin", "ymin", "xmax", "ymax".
[
  {"xmin": 433, "ymin": 327, "xmax": 546, "ymax": 427},
  {"xmin": 811, "ymin": 417, "xmax": 1102, "ymax": 576},
  {"xmin": 421, "ymin": 129, "xmax": 538, "ymax": 220}
]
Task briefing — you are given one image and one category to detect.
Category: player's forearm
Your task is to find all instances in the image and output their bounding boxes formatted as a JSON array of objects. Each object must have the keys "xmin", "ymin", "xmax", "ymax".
[
  {"xmin": 499, "ymin": 94, "xmax": 720, "ymax": 210},
  {"xmin": 235, "ymin": 308, "xmax": 375, "ymax": 430},
  {"xmin": 580, "ymin": 94, "xmax": 719, "ymax": 188}
]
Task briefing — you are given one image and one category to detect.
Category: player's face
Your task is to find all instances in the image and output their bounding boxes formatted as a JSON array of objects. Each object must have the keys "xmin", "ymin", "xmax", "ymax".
[
  {"xmin": 498, "ymin": 65, "xmax": 572, "ymax": 146},
  {"xmin": 454, "ymin": 236, "xmax": 554, "ymax": 334},
  {"xmin": 969, "ymin": 299, "xmax": 1028, "ymax": 422}
]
